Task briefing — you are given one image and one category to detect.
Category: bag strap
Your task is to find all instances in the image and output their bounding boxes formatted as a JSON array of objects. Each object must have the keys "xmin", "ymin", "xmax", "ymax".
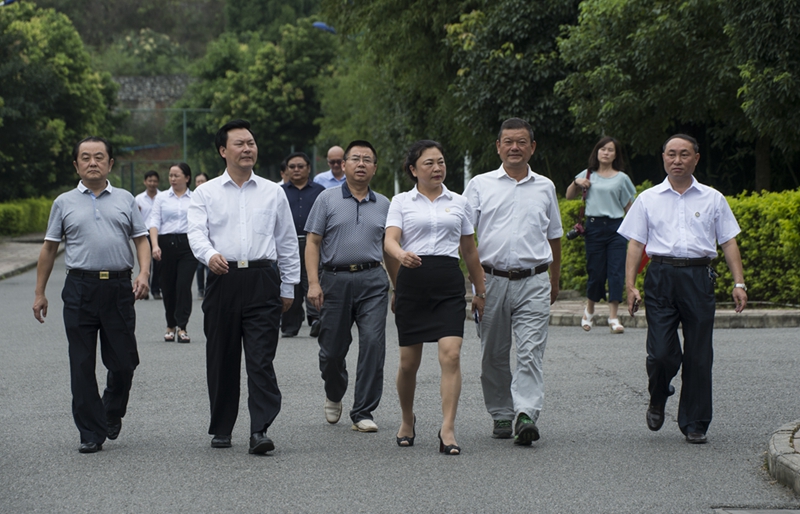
[{"xmin": 577, "ymin": 168, "xmax": 591, "ymax": 223}]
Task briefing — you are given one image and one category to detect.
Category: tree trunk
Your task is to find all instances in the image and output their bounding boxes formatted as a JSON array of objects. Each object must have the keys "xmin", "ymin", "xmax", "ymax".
[{"xmin": 755, "ymin": 135, "xmax": 771, "ymax": 191}]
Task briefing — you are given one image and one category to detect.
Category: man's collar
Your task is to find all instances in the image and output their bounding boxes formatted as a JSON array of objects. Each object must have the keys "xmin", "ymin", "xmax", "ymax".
[
  {"xmin": 496, "ymin": 164, "xmax": 534, "ymax": 183},
  {"xmin": 221, "ymin": 168, "xmax": 255, "ymax": 187},
  {"xmin": 656, "ymin": 175, "xmax": 700, "ymax": 194},
  {"xmin": 78, "ymin": 180, "xmax": 112, "ymax": 194},
  {"xmin": 341, "ymin": 181, "xmax": 376, "ymax": 202}
]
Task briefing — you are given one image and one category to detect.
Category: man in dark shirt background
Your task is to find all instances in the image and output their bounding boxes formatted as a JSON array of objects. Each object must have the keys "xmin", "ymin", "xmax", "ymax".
[{"xmin": 281, "ymin": 151, "xmax": 326, "ymax": 337}]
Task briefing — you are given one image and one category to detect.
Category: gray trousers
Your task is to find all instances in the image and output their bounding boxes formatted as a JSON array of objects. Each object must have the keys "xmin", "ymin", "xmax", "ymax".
[
  {"xmin": 480, "ymin": 273, "xmax": 551, "ymax": 423},
  {"xmin": 318, "ymin": 266, "xmax": 388, "ymax": 423}
]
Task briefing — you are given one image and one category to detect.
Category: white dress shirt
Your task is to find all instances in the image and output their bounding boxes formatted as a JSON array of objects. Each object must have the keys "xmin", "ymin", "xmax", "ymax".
[
  {"xmin": 618, "ymin": 176, "xmax": 740, "ymax": 258},
  {"xmin": 187, "ymin": 170, "xmax": 300, "ymax": 298},
  {"xmin": 463, "ymin": 165, "xmax": 563, "ymax": 269},
  {"xmin": 135, "ymin": 190, "xmax": 159, "ymax": 227},
  {"xmin": 385, "ymin": 184, "xmax": 474, "ymax": 259},
  {"xmin": 148, "ymin": 187, "xmax": 192, "ymax": 234}
]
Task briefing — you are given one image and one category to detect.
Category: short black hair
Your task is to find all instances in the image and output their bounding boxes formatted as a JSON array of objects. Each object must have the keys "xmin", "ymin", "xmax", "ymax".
[
  {"xmin": 196, "ymin": 172, "xmax": 209, "ymax": 181},
  {"xmin": 403, "ymin": 140, "xmax": 444, "ymax": 183},
  {"xmin": 143, "ymin": 170, "xmax": 159, "ymax": 180},
  {"xmin": 285, "ymin": 152, "xmax": 311, "ymax": 167},
  {"xmin": 73, "ymin": 136, "xmax": 113, "ymax": 162},
  {"xmin": 215, "ymin": 119, "xmax": 257, "ymax": 161},
  {"xmin": 497, "ymin": 118, "xmax": 535, "ymax": 142},
  {"xmin": 344, "ymin": 140, "xmax": 378, "ymax": 164},
  {"xmin": 171, "ymin": 162, "xmax": 192, "ymax": 180},
  {"xmin": 662, "ymin": 133, "xmax": 699, "ymax": 153}
]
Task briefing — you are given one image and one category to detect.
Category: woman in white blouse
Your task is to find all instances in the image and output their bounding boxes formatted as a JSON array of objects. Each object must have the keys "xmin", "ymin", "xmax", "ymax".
[
  {"xmin": 385, "ymin": 140, "xmax": 485, "ymax": 455},
  {"xmin": 149, "ymin": 163, "xmax": 198, "ymax": 343}
]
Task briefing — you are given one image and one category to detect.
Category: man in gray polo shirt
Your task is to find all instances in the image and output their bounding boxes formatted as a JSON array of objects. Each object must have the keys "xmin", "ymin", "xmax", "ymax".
[
  {"xmin": 33, "ymin": 136, "xmax": 151, "ymax": 454},
  {"xmin": 305, "ymin": 140, "xmax": 395, "ymax": 432}
]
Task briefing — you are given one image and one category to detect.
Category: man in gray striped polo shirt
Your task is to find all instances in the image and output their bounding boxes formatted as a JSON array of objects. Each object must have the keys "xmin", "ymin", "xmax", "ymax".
[
  {"xmin": 33, "ymin": 136, "xmax": 151, "ymax": 453},
  {"xmin": 305, "ymin": 140, "xmax": 397, "ymax": 433}
]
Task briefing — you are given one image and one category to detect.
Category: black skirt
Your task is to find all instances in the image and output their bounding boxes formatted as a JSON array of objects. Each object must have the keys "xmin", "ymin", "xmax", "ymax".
[{"xmin": 395, "ymin": 256, "xmax": 466, "ymax": 346}]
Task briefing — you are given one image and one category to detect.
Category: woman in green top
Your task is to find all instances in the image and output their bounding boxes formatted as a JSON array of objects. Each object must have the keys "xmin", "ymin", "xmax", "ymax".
[{"xmin": 566, "ymin": 137, "xmax": 636, "ymax": 333}]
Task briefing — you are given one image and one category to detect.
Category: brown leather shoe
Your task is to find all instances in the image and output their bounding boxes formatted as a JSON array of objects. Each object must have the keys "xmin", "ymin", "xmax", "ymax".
[
  {"xmin": 646, "ymin": 402, "xmax": 665, "ymax": 431},
  {"xmin": 685, "ymin": 432, "xmax": 708, "ymax": 444}
]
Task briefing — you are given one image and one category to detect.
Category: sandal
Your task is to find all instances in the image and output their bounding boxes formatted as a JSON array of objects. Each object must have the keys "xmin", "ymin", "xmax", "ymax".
[
  {"xmin": 164, "ymin": 330, "xmax": 175, "ymax": 342},
  {"xmin": 396, "ymin": 415, "xmax": 416, "ymax": 447},
  {"xmin": 581, "ymin": 307, "xmax": 595, "ymax": 331},
  {"xmin": 177, "ymin": 330, "xmax": 191, "ymax": 343},
  {"xmin": 608, "ymin": 318, "xmax": 625, "ymax": 334}
]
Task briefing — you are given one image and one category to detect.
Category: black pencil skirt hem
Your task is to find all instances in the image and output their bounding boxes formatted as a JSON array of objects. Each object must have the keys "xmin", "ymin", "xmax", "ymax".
[{"xmin": 395, "ymin": 256, "xmax": 466, "ymax": 346}]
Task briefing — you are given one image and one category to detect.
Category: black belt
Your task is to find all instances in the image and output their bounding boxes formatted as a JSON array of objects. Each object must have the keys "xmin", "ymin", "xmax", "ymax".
[
  {"xmin": 482, "ymin": 264, "xmax": 549, "ymax": 280},
  {"xmin": 323, "ymin": 262, "xmax": 382, "ymax": 273},
  {"xmin": 650, "ymin": 256, "xmax": 712, "ymax": 267},
  {"xmin": 226, "ymin": 259, "xmax": 275, "ymax": 269},
  {"xmin": 68, "ymin": 269, "xmax": 132, "ymax": 279}
]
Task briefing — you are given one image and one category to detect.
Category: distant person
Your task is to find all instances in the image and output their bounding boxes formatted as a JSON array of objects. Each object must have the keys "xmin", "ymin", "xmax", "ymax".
[
  {"xmin": 33, "ymin": 136, "xmax": 151, "ymax": 453},
  {"xmin": 279, "ymin": 159, "xmax": 288, "ymax": 184},
  {"xmin": 280, "ymin": 152, "xmax": 325, "ymax": 337},
  {"xmin": 194, "ymin": 172, "xmax": 209, "ymax": 299},
  {"xmin": 135, "ymin": 170, "xmax": 162, "ymax": 299},
  {"xmin": 305, "ymin": 140, "xmax": 395, "ymax": 433},
  {"xmin": 188, "ymin": 119, "xmax": 299, "ymax": 454},
  {"xmin": 313, "ymin": 145, "xmax": 345, "ymax": 188},
  {"xmin": 384, "ymin": 140, "xmax": 485, "ymax": 455},
  {"xmin": 149, "ymin": 163, "xmax": 198, "ymax": 343},
  {"xmin": 619, "ymin": 134, "xmax": 747, "ymax": 445},
  {"xmin": 464, "ymin": 118, "xmax": 562, "ymax": 446},
  {"xmin": 565, "ymin": 137, "xmax": 636, "ymax": 333}
]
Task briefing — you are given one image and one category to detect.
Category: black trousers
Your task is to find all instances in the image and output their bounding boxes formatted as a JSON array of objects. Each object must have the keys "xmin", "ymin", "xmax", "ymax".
[
  {"xmin": 281, "ymin": 237, "xmax": 319, "ymax": 333},
  {"xmin": 158, "ymin": 233, "xmax": 197, "ymax": 329},
  {"xmin": 644, "ymin": 261, "xmax": 716, "ymax": 435},
  {"xmin": 146, "ymin": 235, "xmax": 162, "ymax": 295},
  {"xmin": 203, "ymin": 265, "xmax": 283, "ymax": 435},
  {"xmin": 62, "ymin": 274, "xmax": 140, "ymax": 444}
]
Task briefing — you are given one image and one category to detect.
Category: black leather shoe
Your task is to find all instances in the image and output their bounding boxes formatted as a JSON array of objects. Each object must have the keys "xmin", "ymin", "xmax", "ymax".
[
  {"xmin": 281, "ymin": 331, "xmax": 298, "ymax": 338},
  {"xmin": 79, "ymin": 442, "xmax": 102, "ymax": 453},
  {"xmin": 686, "ymin": 432, "xmax": 708, "ymax": 444},
  {"xmin": 211, "ymin": 435, "xmax": 232, "ymax": 448},
  {"xmin": 646, "ymin": 402, "xmax": 665, "ymax": 431},
  {"xmin": 107, "ymin": 417, "xmax": 122, "ymax": 440},
  {"xmin": 309, "ymin": 320, "xmax": 320, "ymax": 338},
  {"xmin": 249, "ymin": 431, "xmax": 275, "ymax": 454}
]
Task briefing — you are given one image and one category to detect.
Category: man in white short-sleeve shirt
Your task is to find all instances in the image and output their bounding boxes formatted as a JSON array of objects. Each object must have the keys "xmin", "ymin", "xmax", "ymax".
[
  {"xmin": 618, "ymin": 133, "xmax": 747, "ymax": 445},
  {"xmin": 463, "ymin": 118, "xmax": 562, "ymax": 446}
]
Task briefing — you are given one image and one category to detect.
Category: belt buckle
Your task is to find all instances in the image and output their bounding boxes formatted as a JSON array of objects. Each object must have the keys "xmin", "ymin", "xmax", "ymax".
[
  {"xmin": 673, "ymin": 259, "xmax": 688, "ymax": 267},
  {"xmin": 349, "ymin": 264, "xmax": 358, "ymax": 272},
  {"xmin": 99, "ymin": 271, "xmax": 109, "ymax": 280},
  {"xmin": 239, "ymin": 260, "xmax": 249, "ymax": 268},
  {"xmin": 508, "ymin": 269, "xmax": 522, "ymax": 280}
]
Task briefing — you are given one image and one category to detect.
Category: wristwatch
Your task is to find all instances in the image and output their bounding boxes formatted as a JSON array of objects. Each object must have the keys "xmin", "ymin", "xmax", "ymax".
[
  {"xmin": 474, "ymin": 293, "xmax": 486, "ymax": 299},
  {"xmin": 734, "ymin": 283, "xmax": 747, "ymax": 291}
]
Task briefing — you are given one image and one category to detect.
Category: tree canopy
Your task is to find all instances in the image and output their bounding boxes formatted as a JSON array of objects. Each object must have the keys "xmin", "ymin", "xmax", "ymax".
[{"xmin": 0, "ymin": 1, "xmax": 121, "ymax": 201}]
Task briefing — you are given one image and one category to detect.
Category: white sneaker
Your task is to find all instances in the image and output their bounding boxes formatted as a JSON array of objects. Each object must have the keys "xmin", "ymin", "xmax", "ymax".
[
  {"xmin": 351, "ymin": 419, "xmax": 378, "ymax": 432},
  {"xmin": 324, "ymin": 398, "xmax": 342, "ymax": 424}
]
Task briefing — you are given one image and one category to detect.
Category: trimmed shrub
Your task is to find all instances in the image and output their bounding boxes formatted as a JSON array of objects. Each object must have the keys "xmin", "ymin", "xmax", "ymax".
[{"xmin": 0, "ymin": 198, "xmax": 54, "ymax": 236}]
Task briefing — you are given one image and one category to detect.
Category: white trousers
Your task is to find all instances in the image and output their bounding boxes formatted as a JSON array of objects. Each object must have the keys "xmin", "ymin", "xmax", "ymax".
[{"xmin": 479, "ymin": 273, "xmax": 551, "ymax": 423}]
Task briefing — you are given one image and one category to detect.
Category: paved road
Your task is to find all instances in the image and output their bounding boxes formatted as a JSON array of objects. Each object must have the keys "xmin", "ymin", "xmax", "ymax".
[{"xmin": 1, "ymin": 256, "xmax": 799, "ymax": 513}]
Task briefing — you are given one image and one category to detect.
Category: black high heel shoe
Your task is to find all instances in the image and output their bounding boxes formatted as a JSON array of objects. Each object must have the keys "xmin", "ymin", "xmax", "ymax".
[
  {"xmin": 438, "ymin": 430, "xmax": 461, "ymax": 455},
  {"xmin": 396, "ymin": 415, "xmax": 416, "ymax": 447}
]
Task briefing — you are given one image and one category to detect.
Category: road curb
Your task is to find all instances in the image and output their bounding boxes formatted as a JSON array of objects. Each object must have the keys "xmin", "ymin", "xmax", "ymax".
[{"xmin": 767, "ymin": 420, "xmax": 800, "ymax": 495}]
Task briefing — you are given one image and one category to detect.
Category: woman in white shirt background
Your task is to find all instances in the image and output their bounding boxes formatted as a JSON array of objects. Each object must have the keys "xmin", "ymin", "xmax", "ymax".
[
  {"xmin": 385, "ymin": 140, "xmax": 485, "ymax": 456},
  {"xmin": 149, "ymin": 162, "xmax": 198, "ymax": 343}
]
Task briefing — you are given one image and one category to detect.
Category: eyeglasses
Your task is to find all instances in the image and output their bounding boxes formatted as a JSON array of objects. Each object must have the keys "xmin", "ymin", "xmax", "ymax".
[
  {"xmin": 347, "ymin": 155, "xmax": 374, "ymax": 165},
  {"xmin": 287, "ymin": 164, "xmax": 308, "ymax": 170},
  {"xmin": 327, "ymin": 159, "xmax": 343, "ymax": 166}
]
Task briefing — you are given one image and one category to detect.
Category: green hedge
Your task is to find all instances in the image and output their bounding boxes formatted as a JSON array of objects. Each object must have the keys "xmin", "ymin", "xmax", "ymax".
[
  {"xmin": 559, "ymin": 187, "xmax": 800, "ymax": 304},
  {"xmin": 0, "ymin": 198, "xmax": 53, "ymax": 236}
]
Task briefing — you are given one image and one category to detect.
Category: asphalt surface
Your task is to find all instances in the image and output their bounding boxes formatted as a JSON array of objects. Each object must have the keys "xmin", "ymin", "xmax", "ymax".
[{"xmin": 1, "ymin": 253, "xmax": 799, "ymax": 513}]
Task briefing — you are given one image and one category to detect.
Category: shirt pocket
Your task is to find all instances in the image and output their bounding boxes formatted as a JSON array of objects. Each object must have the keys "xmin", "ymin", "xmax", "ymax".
[
  {"xmin": 252, "ymin": 208, "xmax": 276, "ymax": 235},
  {"xmin": 688, "ymin": 207, "xmax": 715, "ymax": 240}
]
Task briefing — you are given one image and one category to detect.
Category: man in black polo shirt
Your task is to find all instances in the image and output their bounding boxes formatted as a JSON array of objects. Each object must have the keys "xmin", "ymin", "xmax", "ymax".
[{"xmin": 280, "ymin": 151, "xmax": 325, "ymax": 337}]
